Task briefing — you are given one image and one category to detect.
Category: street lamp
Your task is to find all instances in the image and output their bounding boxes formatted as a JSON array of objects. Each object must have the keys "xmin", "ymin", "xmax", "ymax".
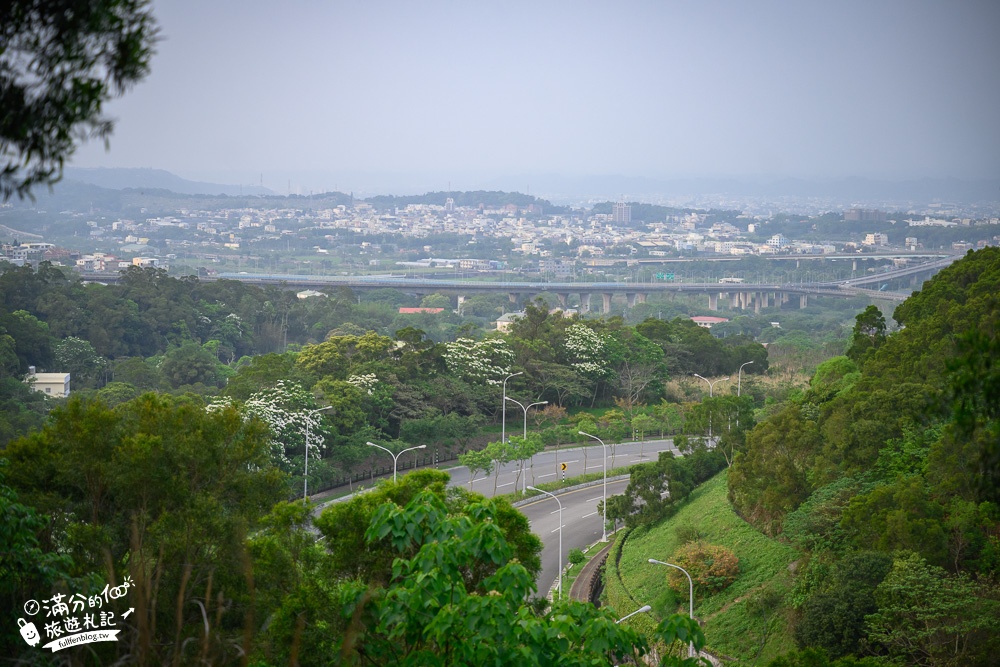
[
  {"xmin": 506, "ymin": 396, "xmax": 548, "ymax": 492},
  {"xmin": 528, "ymin": 486, "xmax": 563, "ymax": 599},
  {"xmin": 578, "ymin": 431, "xmax": 609, "ymax": 542},
  {"xmin": 501, "ymin": 371, "xmax": 523, "ymax": 444},
  {"xmin": 738, "ymin": 360, "xmax": 754, "ymax": 397},
  {"xmin": 616, "ymin": 604, "xmax": 651, "ymax": 624},
  {"xmin": 692, "ymin": 374, "xmax": 729, "ymax": 441},
  {"xmin": 366, "ymin": 442, "xmax": 427, "ymax": 483},
  {"xmin": 303, "ymin": 405, "xmax": 335, "ymax": 502},
  {"xmin": 691, "ymin": 373, "xmax": 728, "ymax": 397},
  {"xmin": 648, "ymin": 559, "xmax": 695, "ymax": 658}
]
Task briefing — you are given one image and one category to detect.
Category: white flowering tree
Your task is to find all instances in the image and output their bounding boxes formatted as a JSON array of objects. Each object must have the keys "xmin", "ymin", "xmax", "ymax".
[
  {"xmin": 564, "ymin": 323, "xmax": 612, "ymax": 380},
  {"xmin": 346, "ymin": 373, "xmax": 379, "ymax": 395},
  {"xmin": 443, "ymin": 337, "xmax": 515, "ymax": 386},
  {"xmin": 241, "ymin": 380, "xmax": 327, "ymax": 471}
]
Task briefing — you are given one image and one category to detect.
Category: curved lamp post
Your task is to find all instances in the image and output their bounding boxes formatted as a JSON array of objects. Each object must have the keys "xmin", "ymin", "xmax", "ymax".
[
  {"xmin": 528, "ymin": 486, "xmax": 562, "ymax": 598},
  {"xmin": 578, "ymin": 430, "xmax": 609, "ymax": 541},
  {"xmin": 616, "ymin": 604, "xmax": 651, "ymax": 624},
  {"xmin": 691, "ymin": 373, "xmax": 728, "ymax": 397},
  {"xmin": 738, "ymin": 360, "xmax": 754, "ymax": 397},
  {"xmin": 303, "ymin": 405, "xmax": 335, "ymax": 501},
  {"xmin": 366, "ymin": 442, "xmax": 427, "ymax": 483},
  {"xmin": 506, "ymin": 396, "xmax": 547, "ymax": 492},
  {"xmin": 648, "ymin": 558, "xmax": 695, "ymax": 658},
  {"xmin": 691, "ymin": 374, "xmax": 729, "ymax": 441},
  {"xmin": 501, "ymin": 371, "xmax": 523, "ymax": 444}
]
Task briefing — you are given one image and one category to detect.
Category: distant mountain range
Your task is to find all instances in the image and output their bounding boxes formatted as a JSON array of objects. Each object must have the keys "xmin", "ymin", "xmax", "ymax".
[
  {"xmin": 484, "ymin": 174, "xmax": 1000, "ymax": 206},
  {"xmin": 53, "ymin": 167, "xmax": 1000, "ymax": 207},
  {"xmin": 63, "ymin": 167, "xmax": 275, "ymax": 196}
]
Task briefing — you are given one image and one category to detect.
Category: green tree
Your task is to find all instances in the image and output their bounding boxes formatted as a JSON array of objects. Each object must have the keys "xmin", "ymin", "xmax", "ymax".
[
  {"xmin": 53, "ymin": 335, "xmax": 108, "ymax": 389},
  {"xmin": 313, "ymin": 469, "xmax": 541, "ymax": 587},
  {"xmin": 419, "ymin": 293, "xmax": 452, "ymax": 309},
  {"xmin": 459, "ymin": 448, "xmax": 494, "ymax": 489},
  {"xmin": 3, "ymin": 394, "xmax": 287, "ymax": 664},
  {"xmin": 335, "ymin": 487, "xmax": 707, "ymax": 666},
  {"xmin": 1, "ymin": 0, "xmax": 158, "ymax": 199},
  {"xmin": 845, "ymin": 305, "xmax": 886, "ymax": 365},
  {"xmin": 0, "ymin": 462, "xmax": 74, "ymax": 658},
  {"xmin": 728, "ymin": 403, "xmax": 822, "ymax": 535},
  {"xmin": 223, "ymin": 352, "xmax": 303, "ymax": 399},
  {"xmin": 865, "ymin": 553, "xmax": 1000, "ymax": 666},
  {"xmin": 794, "ymin": 552, "xmax": 893, "ymax": 659},
  {"xmin": 159, "ymin": 341, "xmax": 226, "ymax": 390}
]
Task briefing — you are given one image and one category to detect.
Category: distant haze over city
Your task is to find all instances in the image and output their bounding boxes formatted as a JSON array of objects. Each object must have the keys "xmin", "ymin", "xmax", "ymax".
[{"xmin": 68, "ymin": 1, "xmax": 999, "ymax": 198}]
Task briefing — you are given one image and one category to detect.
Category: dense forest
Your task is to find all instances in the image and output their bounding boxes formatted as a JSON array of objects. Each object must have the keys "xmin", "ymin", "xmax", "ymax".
[
  {"xmin": 6, "ymin": 249, "xmax": 996, "ymax": 664},
  {"xmin": 0, "ymin": 261, "xmax": 768, "ymax": 492},
  {"xmin": 720, "ymin": 247, "xmax": 1000, "ymax": 665},
  {"xmin": 0, "ymin": 259, "xmax": 770, "ymax": 664}
]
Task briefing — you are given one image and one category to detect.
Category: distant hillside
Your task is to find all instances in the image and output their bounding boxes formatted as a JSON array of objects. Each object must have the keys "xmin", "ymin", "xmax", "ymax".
[
  {"xmin": 487, "ymin": 173, "xmax": 1000, "ymax": 206},
  {"xmin": 363, "ymin": 190, "xmax": 570, "ymax": 214},
  {"xmin": 63, "ymin": 167, "xmax": 275, "ymax": 196}
]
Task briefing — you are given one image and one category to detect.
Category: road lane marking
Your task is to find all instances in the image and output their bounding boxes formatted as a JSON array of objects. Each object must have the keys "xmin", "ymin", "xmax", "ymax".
[
  {"xmin": 498, "ymin": 482, "xmax": 515, "ymax": 488},
  {"xmin": 551, "ymin": 526, "xmax": 564, "ymax": 533},
  {"xmin": 586, "ymin": 465, "xmax": 603, "ymax": 470},
  {"xmin": 538, "ymin": 473, "xmax": 557, "ymax": 478},
  {"xmin": 582, "ymin": 511, "xmax": 598, "ymax": 518},
  {"xmin": 586, "ymin": 496, "xmax": 602, "ymax": 502}
]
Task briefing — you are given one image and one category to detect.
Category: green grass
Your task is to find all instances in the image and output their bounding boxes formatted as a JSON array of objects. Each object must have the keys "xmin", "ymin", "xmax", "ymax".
[
  {"xmin": 610, "ymin": 470, "xmax": 801, "ymax": 665},
  {"xmin": 495, "ymin": 470, "xmax": 625, "ymax": 504},
  {"xmin": 563, "ymin": 537, "xmax": 621, "ymax": 596}
]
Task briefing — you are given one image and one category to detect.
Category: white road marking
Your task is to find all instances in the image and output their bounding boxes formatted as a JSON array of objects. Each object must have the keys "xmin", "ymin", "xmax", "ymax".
[
  {"xmin": 586, "ymin": 465, "xmax": 604, "ymax": 470},
  {"xmin": 563, "ymin": 460, "xmax": 580, "ymax": 464},
  {"xmin": 537, "ymin": 473, "xmax": 557, "ymax": 478},
  {"xmin": 550, "ymin": 509, "xmax": 561, "ymax": 515},
  {"xmin": 582, "ymin": 511, "xmax": 598, "ymax": 518},
  {"xmin": 586, "ymin": 496, "xmax": 603, "ymax": 502},
  {"xmin": 497, "ymin": 482, "xmax": 515, "ymax": 488},
  {"xmin": 551, "ymin": 525, "xmax": 565, "ymax": 533}
]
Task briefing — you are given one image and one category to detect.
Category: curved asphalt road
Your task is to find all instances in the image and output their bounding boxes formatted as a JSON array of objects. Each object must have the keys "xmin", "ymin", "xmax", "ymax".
[
  {"xmin": 517, "ymin": 478, "xmax": 631, "ymax": 597},
  {"xmin": 445, "ymin": 438, "xmax": 678, "ymax": 596}
]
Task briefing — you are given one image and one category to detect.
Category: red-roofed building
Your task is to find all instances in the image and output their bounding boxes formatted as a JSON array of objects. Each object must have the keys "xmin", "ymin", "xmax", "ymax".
[{"xmin": 398, "ymin": 307, "xmax": 445, "ymax": 314}]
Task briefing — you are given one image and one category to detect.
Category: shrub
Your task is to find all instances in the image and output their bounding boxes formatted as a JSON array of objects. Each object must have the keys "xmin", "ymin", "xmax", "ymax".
[
  {"xmin": 569, "ymin": 548, "xmax": 586, "ymax": 565},
  {"xmin": 670, "ymin": 542, "xmax": 740, "ymax": 596}
]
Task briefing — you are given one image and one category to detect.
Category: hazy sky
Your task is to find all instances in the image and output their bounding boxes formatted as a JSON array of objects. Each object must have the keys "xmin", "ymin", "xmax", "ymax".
[{"xmin": 71, "ymin": 0, "xmax": 1000, "ymax": 193}]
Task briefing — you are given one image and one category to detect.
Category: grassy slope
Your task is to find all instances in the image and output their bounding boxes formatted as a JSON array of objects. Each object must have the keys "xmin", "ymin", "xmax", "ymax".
[{"xmin": 612, "ymin": 470, "xmax": 800, "ymax": 665}]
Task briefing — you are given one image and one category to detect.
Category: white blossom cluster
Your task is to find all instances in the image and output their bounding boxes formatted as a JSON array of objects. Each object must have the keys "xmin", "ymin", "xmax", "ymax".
[
  {"xmin": 443, "ymin": 337, "xmax": 515, "ymax": 385},
  {"xmin": 564, "ymin": 323, "xmax": 612, "ymax": 378},
  {"xmin": 205, "ymin": 396, "xmax": 235, "ymax": 413},
  {"xmin": 243, "ymin": 380, "xmax": 326, "ymax": 467},
  {"xmin": 346, "ymin": 373, "xmax": 378, "ymax": 395}
]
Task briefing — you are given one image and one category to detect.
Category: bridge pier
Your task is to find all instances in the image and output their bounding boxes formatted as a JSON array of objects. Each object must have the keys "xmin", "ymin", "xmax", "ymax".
[
  {"xmin": 602, "ymin": 293, "xmax": 613, "ymax": 313},
  {"xmin": 556, "ymin": 292, "xmax": 569, "ymax": 308},
  {"xmin": 580, "ymin": 293, "xmax": 592, "ymax": 313},
  {"xmin": 626, "ymin": 293, "xmax": 637, "ymax": 308},
  {"xmin": 754, "ymin": 293, "xmax": 761, "ymax": 314},
  {"xmin": 708, "ymin": 293, "xmax": 719, "ymax": 311},
  {"xmin": 800, "ymin": 294, "xmax": 808, "ymax": 309},
  {"xmin": 508, "ymin": 292, "xmax": 520, "ymax": 304},
  {"xmin": 635, "ymin": 292, "xmax": 647, "ymax": 304},
  {"xmin": 760, "ymin": 292, "xmax": 770, "ymax": 309}
]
